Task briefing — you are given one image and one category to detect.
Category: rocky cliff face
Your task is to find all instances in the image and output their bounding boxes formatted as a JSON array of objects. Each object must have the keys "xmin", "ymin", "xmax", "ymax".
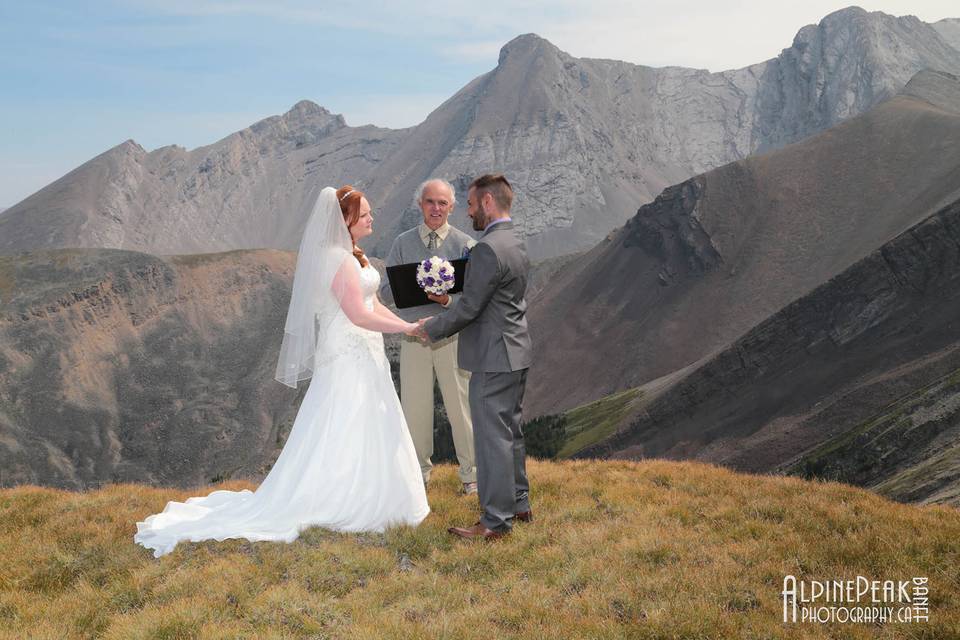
[
  {"xmin": 527, "ymin": 69, "xmax": 960, "ymax": 417},
  {"xmin": 2, "ymin": 8, "xmax": 958, "ymax": 261},
  {"xmin": 752, "ymin": 8, "xmax": 960, "ymax": 151},
  {"xmin": 575, "ymin": 194, "xmax": 960, "ymax": 506},
  {"xmin": 0, "ymin": 249, "xmax": 301, "ymax": 488},
  {"xmin": 934, "ymin": 18, "xmax": 960, "ymax": 51}
]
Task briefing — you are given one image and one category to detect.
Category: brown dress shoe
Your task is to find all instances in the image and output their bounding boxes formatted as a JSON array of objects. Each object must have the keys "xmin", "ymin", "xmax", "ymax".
[
  {"xmin": 448, "ymin": 521, "xmax": 507, "ymax": 540},
  {"xmin": 514, "ymin": 510, "xmax": 534, "ymax": 523}
]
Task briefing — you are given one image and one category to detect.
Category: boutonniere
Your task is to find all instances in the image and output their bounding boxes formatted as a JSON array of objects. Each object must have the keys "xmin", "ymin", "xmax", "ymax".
[{"xmin": 461, "ymin": 245, "xmax": 473, "ymax": 261}]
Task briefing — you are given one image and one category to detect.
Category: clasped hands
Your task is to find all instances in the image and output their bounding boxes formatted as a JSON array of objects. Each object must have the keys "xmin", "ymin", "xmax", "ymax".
[
  {"xmin": 405, "ymin": 317, "xmax": 432, "ymax": 343},
  {"xmin": 403, "ymin": 293, "xmax": 447, "ymax": 343}
]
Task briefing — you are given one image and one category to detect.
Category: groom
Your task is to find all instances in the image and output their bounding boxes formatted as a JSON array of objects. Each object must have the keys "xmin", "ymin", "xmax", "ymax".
[{"xmin": 416, "ymin": 173, "xmax": 533, "ymax": 539}]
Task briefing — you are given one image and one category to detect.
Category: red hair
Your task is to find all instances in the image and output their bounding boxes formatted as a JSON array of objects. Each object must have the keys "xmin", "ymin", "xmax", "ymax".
[{"xmin": 336, "ymin": 184, "xmax": 369, "ymax": 267}]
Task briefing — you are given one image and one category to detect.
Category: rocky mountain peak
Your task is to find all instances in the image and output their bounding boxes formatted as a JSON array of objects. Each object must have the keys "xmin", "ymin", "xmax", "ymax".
[
  {"xmin": 287, "ymin": 99, "xmax": 326, "ymax": 115},
  {"xmin": 109, "ymin": 139, "xmax": 146, "ymax": 156},
  {"xmin": 792, "ymin": 6, "xmax": 931, "ymax": 55},
  {"xmin": 87, "ymin": 139, "xmax": 147, "ymax": 169},
  {"xmin": 753, "ymin": 6, "xmax": 960, "ymax": 152},
  {"xmin": 820, "ymin": 5, "xmax": 872, "ymax": 24},
  {"xmin": 817, "ymin": 5, "xmax": 928, "ymax": 31},
  {"xmin": 245, "ymin": 100, "xmax": 346, "ymax": 145},
  {"xmin": 283, "ymin": 99, "xmax": 344, "ymax": 126},
  {"xmin": 497, "ymin": 33, "xmax": 563, "ymax": 67},
  {"xmin": 933, "ymin": 18, "xmax": 960, "ymax": 51}
]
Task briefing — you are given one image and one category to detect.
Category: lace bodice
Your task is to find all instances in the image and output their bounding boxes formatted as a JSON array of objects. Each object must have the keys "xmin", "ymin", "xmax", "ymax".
[{"xmin": 316, "ymin": 264, "xmax": 386, "ymax": 367}]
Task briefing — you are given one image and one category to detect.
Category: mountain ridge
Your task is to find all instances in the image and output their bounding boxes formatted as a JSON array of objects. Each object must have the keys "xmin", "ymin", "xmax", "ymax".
[
  {"xmin": 934, "ymin": 17, "xmax": 960, "ymax": 51},
  {"xmin": 2, "ymin": 7, "xmax": 958, "ymax": 261},
  {"xmin": 572, "ymin": 192, "xmax": 960, "ymax": 508},
  {"xmin": 526, "ymin": 69, "xmax": 960, "ymax": 417}
]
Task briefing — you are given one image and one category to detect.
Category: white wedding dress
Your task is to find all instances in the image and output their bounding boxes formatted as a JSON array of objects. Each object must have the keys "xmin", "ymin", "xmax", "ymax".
[{"xmin": 135, "ymin": 263, "xmax": 430, "ymax": 558}]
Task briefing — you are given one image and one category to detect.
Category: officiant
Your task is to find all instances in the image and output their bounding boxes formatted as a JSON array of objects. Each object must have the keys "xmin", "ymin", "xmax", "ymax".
[{"xmin": 378, "ymin": 178, "xmax": 478, "ymax": 494}]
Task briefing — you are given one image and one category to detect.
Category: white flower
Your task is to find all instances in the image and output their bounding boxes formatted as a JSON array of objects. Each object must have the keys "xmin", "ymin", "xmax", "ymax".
[{"xmin": 416, "ymin": 255, "xmax": 455, "ymax": 296}]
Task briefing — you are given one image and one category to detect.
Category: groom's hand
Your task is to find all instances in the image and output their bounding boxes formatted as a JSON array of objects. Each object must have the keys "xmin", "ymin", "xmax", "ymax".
[
  {"xmin": 414, "ymin": 317, "xmax": 432, "ymax": 344},
  {"xmin": 427, "ymin": 293, "xmax": 450, "ymax": 306}
]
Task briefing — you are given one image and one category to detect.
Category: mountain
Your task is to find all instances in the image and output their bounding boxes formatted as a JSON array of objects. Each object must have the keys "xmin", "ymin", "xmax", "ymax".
[
  {"xmin": 2, "ymin": 8, "xmax": 959, "ymax": 261},
  {"xmin": 0, "ymin": 248, "xmax": 301, "ymax": 488},
  {"xmin": 0, "ymin": 103, "xmax": 404, "ymax": 257},
  {"xmin": 527, "ymin": 70, "xmax": 960, "ymax": 417},
  {"xmin": 751, "ymin": 8, "xmax": 960, "ymax": 151},
  {"xmin": 574, "ymin": 192, "xmax": 960, "ymax": 507},
  {"xmin": 934, "ymin": 18, "xmax": 960, "ymax": 51}
]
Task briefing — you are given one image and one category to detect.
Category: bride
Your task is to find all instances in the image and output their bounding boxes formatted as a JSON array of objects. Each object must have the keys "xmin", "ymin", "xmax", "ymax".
[{"xmin": 135, "ymin": 185, "xmax": 430, "ymax": 557}]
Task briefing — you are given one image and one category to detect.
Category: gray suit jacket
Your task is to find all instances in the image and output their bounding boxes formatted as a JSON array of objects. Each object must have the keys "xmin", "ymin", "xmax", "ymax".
[{"xmin": 424, "ymin": 221, "xmax": 532, "ymax": 373}]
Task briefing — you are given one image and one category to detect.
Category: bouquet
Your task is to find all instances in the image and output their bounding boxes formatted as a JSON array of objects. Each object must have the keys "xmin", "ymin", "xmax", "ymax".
[{"xmin": 416, "ymin": 256, "xmax": 455, "ymax": 296}]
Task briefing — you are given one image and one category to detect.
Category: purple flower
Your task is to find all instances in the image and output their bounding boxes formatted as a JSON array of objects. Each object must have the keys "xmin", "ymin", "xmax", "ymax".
[{"xmin": 422, "ymin": 259, "xmax": 432, "ymax": 272}]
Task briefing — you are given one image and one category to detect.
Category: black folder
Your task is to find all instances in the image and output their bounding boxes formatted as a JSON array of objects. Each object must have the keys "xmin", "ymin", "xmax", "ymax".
[{"xmin": 386, "ymin": 258, "xmax": 467, "ymax": 309}]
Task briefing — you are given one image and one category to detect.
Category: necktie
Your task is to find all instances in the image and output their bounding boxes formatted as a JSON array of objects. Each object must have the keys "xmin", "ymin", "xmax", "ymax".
[{"xmin": 427, "ymin": 231, "xmax": 438, "ymax": 250}]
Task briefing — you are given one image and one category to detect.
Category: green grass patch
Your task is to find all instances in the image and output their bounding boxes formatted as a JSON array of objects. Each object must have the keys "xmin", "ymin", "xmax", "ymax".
[{"xmin": 557, "ymin": 387, "xmax": 643, "ymax": 457}]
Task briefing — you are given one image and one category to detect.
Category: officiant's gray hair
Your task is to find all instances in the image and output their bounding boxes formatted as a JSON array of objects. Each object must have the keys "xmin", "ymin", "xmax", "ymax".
[{"xmin": 414, "ymin": 178, "xmax": 457, "ymax": 207}]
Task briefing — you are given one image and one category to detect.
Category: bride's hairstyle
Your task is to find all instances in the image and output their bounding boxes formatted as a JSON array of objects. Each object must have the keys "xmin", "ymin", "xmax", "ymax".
[{"xmin": 336, "ymin": 184, "xmax": 370, "ymax": 267}]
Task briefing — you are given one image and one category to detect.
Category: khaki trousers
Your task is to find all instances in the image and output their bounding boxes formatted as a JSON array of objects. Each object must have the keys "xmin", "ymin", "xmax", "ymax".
[{"xmin": 399, "ymin": 334, "xmax": 476, "ymax": 483}]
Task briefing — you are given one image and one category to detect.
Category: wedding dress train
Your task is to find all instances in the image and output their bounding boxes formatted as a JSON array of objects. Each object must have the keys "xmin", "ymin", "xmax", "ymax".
[{"xmin": 135, "ymin": 264, "xmax": 429, "ymax": 558}]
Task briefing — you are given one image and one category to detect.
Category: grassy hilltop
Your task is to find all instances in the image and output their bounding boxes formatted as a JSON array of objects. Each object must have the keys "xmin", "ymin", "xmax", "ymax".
[{"xmin": 1, "ymin": 460, "xmax": 958, "ymax": 639}]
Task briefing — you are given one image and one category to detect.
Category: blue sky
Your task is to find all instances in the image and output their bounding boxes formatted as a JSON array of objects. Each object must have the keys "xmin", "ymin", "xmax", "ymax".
[{"xmin": 0, "ymin": 1, "xmax": 956, "ymax": 208}]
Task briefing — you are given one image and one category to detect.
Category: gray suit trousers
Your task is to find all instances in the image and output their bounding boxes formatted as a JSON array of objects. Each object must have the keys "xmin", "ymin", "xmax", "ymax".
[{"xmin": 471, "ymin": 369, "xmax": 530, "ymax": 532}]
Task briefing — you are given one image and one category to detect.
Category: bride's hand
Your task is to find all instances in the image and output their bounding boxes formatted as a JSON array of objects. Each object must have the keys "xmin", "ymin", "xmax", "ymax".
[{"xmin": 405, "ymin": 319, "xmax": 431, "ymax": 343}]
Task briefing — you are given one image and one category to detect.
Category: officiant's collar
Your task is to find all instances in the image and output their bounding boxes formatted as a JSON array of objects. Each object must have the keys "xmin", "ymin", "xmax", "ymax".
[{"xmin": 418, "ymin": 221, "xmax": 451, "ymax": 244}]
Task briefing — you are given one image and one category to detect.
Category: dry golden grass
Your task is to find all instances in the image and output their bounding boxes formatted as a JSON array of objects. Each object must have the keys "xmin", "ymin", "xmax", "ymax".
[{"xmin": 1, "ymin": 460, "xmax": 958, "ymax": 639}]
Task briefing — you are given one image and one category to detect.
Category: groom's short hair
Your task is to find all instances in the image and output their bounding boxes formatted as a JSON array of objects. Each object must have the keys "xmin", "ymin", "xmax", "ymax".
[{"xmin": 470, "ymin": 174, "xmax": 513, "ymax": 212}]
